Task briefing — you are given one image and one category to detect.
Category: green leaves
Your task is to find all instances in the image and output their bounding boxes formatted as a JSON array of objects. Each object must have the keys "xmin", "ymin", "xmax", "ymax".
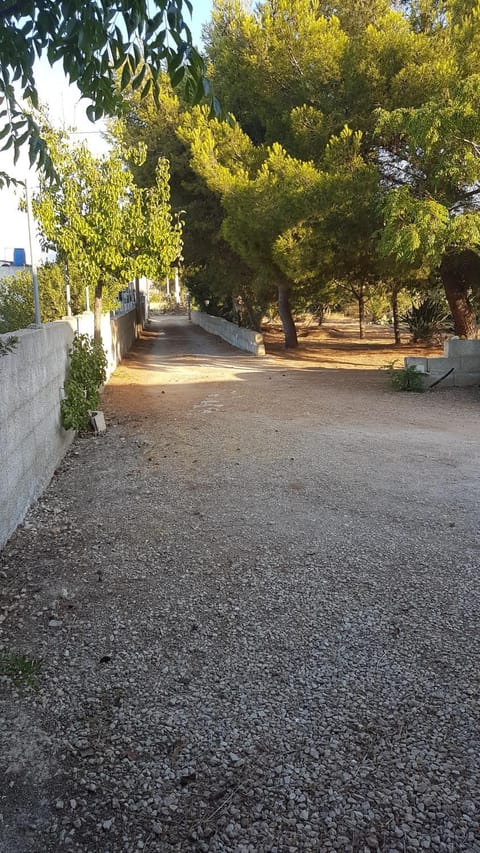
[
  {"xmin": 379, "ymin": 187, "xmax": 449, "ymax": 268},
  {"xmin": 0, "ymin": 0, "xmax": 215, "ymax": 185},
  {"xmin": 32, "ymin": 135, "xmax": 182, "ymax": 313},
  {"xmin": 61, "ymin": 334, "xmax": 108, "ymax": 431}
]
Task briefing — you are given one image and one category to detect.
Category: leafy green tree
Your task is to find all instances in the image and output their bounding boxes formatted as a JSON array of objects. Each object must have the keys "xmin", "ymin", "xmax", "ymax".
[
  {"xmin": 204, "ymin": 0, "xmax": 349, "ymax": 151},
  {"xmin": 112, "ymin": 76, "xmax": 260, "ymax": 325},
  {"xmin": 0, "ymin": 0, "xmax": 214, "ymax": 187},
  {"xmin": 109, "ymin": 0, "xmax": 480, "ymax": 340},
  {"xmin": 33, "ymin": 135, "xmax": 182, "ymax": 340},
  {"xmin": 275, "ymin": 126, "xmax": 383, "ymax": 339},
  {"xmin": 181, "ymin": 107, "xmax": 325, "ymax": 347}
]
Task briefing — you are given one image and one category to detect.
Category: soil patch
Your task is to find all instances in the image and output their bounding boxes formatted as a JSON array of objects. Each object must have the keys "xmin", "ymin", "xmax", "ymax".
[{"xmin": 262, "ymin": 314, "xmax": 443, "ymax": 369}]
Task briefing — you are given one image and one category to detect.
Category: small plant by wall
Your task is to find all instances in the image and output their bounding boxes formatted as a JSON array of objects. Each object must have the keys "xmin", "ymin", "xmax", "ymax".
[
  {"xmin": 383, "ymin": 360, "xmax": 424, "ymax": 392},
  {"xmin": 61, "ymin": 333, "xmax": 107, "ymax": 431}
]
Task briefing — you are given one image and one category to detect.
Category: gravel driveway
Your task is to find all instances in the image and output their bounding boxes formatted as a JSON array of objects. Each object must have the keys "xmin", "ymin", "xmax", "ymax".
[{"xmin": 1, "ymin": 315, "xmax": 479, "ymax": 853}]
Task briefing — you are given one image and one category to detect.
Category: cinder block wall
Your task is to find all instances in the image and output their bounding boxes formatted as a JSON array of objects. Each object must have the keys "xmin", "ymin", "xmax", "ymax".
[
  {"xmin": 0, "ymin": 307, "xmax": 138, "ymax": 547},
  {"xmin": 0, "ymin": 322, "xmax": 75, "ymax": 547},
  {"xmin": 64, "ymin": 308, "xmax": 137, "ymax": 380},
  {"xmin": 191, "ymin": 310, "xmax": 266, "ymax": 356},
  {"xmin": 405, "ymin": 339, "xmax": 480, "ymax": 388}
]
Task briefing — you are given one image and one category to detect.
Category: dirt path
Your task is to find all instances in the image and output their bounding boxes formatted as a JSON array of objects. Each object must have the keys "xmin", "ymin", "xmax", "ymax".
[{"xmin": 1, "ymin": 316, "xmax": 479, "ymax": 853}]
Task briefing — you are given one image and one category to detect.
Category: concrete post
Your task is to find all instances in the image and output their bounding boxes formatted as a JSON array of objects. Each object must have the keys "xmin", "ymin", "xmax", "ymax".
[{"xmin": 174, "ymin": 267, "xmax": 180, "ymax": 305}]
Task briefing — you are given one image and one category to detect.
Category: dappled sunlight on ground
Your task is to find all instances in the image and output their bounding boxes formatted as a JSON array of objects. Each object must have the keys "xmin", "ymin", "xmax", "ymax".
[{"xmin": 263, "ymin": 315, "xmax": 443, "ymax": 370}]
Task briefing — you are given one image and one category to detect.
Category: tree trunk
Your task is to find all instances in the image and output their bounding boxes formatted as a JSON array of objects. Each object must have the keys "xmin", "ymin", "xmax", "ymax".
[
  {"xmin": 94, "ymin": 283, "xmax": 103, "ymax": 343},
  {"xmin": 391, "ymin": 288, "xmax": 401, "ymax": 345},
  {"xmin": 278, "ymin": 283, "xmax": 298, "ymax": 348},
  {"xmin": 358, "ymin": 291, "xmax": 365, "ymax": 339},
  {"xmin": 440, "ymin": 252, "xmax": 478, "ymax": 338}
]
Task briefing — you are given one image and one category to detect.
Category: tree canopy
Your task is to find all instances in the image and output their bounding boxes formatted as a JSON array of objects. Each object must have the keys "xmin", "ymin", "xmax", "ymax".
[
  {"xmin": 114, "ymin": 0, "xmax": 480, "ymax": 344},
  {"xmin": 33, "ymin": 134, "xmax": 182, "ymax": 340}
]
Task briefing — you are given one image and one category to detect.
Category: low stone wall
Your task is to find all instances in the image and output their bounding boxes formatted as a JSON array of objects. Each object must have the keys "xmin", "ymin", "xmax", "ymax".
[
  {"xmin": 191, "ymin": 310, "xmax": 265, "ymax": 356},
  {"xmin": 65, "ymin": 307, "xmax": 138, "ymax": 380},
  {"xmin": 0, "ymin": 307, "xmax": 138, "ymax": 547},
  {"xmin": 405, "ymin": 338, "xmax": 480, "ymax": 388}
]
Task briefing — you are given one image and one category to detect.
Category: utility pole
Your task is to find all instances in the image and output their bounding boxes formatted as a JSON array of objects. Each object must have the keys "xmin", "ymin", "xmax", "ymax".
[{"xmin": 25, "ymin": 179, "xmax": 41, "ymax": 325}]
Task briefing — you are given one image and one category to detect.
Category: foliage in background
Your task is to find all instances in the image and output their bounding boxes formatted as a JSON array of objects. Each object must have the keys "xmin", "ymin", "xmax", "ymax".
[
  {"xmin": 33, "ymin": 133, "xmax": 182, "ymax": 341},
  {"xmin": 203, "ymin": 0, "xmax": 480, "ymax": 338},
  {"xmin": 111, "ymin": 76, "xmax": 259, "ymax": 328},
  {"xmin": 113, "ymin": 0, "xmax": 480, "ymax": 341},
  {"xmin": 402, "ymin": 297, "xmax": 452, "ymax": 344},
  {"xmin": 0, "ymin": 264, "xmax": 68, "ymax": 333},
  {"xmin": 0, "ymin": 0, "xmax": 215, "ymax": 187},
  {"xmin": 60, "ymin": 334, "xmax": 108, "ymax": 431}
]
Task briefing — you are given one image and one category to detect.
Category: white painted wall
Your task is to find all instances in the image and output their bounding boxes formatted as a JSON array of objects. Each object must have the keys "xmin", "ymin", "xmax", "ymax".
[{"xmin": 191, "ymin": 310, "xmax": 265, "ymax": 356}]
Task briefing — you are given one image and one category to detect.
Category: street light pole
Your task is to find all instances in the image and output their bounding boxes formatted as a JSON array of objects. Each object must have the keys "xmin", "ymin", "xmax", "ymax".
[{"xmin": 25, "ymin": 179, "xmax": 41, "ymax": 325}]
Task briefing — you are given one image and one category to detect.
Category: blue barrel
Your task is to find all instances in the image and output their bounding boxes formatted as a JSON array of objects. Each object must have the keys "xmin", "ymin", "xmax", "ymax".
[{"xmin": 13, "ymin": 247, "xmax": 26, "ymax": 266}]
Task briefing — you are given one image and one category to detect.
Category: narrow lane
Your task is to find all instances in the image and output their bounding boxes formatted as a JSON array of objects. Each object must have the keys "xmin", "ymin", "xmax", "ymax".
[{"xmin": 1, "ymin": 314, "xmax": 479, "ymax": 853}]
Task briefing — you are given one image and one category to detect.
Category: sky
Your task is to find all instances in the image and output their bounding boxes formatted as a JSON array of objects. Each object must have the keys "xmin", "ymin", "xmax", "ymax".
[{"xmin": 0, "ymin": 0, "xmax": 213, "ymax": 264}]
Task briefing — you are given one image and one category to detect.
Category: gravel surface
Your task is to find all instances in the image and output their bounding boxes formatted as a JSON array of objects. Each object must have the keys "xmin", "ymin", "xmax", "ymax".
[{"xmin": 1, "ymin": 315, "xmax": 479, "ymax": 853}]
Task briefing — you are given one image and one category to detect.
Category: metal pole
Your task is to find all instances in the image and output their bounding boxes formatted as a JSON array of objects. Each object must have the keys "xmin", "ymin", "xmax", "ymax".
[
  {"xmin": 25, "ymin": 179, "xmax": 41, "ymax": 325},
  {"xmin": 85, "ymin": 286, "xmax": 90, "ymax": 312}
]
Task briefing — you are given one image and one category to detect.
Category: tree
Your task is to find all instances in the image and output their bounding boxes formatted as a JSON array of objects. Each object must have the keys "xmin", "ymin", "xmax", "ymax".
[
  {"xmin": 274, "ymin": 126, "xmax": 383, "ymax": 339},
  {"xmin": 204, "ymin": 0, "xmax": 480, "ymax": 337},
  {"xmin": 204, "ymin": 0, "xmax": 349, "ymax": 151},
  {"xmin": 180, "ymin": 107, "xmax": 324, "ymax": 347},
  {"xmin": 33, "ymin": 135, "xmax": 182, "ymax": 340},
  {"xmin": 0, "ymin": 0, "xmax": 215, "ymax": 186},
  {"xmin": 112, "ymin": 76, "xmax": 264, "ymax": 327},
  {"xmin": 376, "ymin": 86, "xmax": 480, "ymax": 337}
]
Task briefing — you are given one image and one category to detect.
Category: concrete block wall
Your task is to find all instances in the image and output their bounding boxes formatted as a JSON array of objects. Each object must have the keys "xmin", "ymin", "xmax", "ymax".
[
  {"xmin": 0, "ymin": 322, "xmax": 75, "ymax": 547},
  {"xmin": 0, "ymin": 306, "xmax": 139, "ymax": 548},
  {"xmin": 191, "ymin": 310, "xmax": 266, "ymax": 356},
  {"xmin": 405, "ymin": 339, "xmax": 480, "ymax": 388}
]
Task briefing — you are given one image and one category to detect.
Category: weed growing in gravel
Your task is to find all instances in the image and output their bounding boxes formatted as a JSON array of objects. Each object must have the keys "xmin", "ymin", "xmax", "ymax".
[
  {"xmin": 382, "ymin": 360, "xmax": 425, "ymax": 392},
  {"xmin": 0, "ymin": 649, "xmax": 41, "ymax": 688}
]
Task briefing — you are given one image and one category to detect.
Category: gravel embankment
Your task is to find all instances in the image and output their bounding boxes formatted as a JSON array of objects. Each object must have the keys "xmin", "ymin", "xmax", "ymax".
[{"xmin": 1, "ymin": 316, "xmax": 479, "ymax": 853}]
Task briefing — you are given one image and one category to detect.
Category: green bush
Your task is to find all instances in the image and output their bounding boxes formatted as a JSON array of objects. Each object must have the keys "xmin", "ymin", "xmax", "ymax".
[
  {"xmin": 384, "ymin": 360, "xmax": 424, "ymax": 392},
  {"xmin": 61, "ymin": 334, "xmax": 108, "ymax": 431},
  {"xmin": 0, "ymin": 264, "xmax": 68, "ymax": 332},
  {"xmin": 402, "ymin": 298, "xmax": 451, "ymax": 344}
]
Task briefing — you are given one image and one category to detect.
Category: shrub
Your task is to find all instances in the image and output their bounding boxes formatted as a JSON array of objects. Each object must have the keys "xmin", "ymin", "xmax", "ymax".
[
  {"xmin": 61, "ymin": 334, "xmax": 108, "ymax": 431},
  {"xmin": 383, "ymin": 360, "xmax": 424, "ymax": 392},
  {"xmin": 402, "ymin": 298, "xmax": 451, "ymax": 344},
  {"xmin": 0, "ymin": 264, "xmax": 67, "ymax": 332}
]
